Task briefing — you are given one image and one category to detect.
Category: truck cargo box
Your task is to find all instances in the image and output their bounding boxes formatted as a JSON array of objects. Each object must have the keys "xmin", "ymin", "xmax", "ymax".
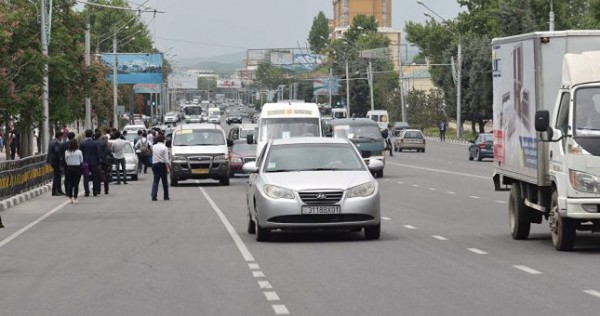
[{"xmin": 492, "ymin": 31, "xmax": 600, "ymax": 186}]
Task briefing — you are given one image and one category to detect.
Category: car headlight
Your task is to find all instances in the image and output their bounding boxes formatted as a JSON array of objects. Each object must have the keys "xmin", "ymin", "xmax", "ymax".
[
  {"xmin": 264, "ymin": 184, "xmax": 295, "ymax": 199},
  {"xmin": 231, "ymin": 157, "xmax": 243, "ymax": 164},
  {"xmin": 570, "ymin": 169, "xmax": 600, "ymax": 193},
  {"xmin": 347, "ymin": 181, "xmax": 376, "ymax": 198},
  {"xmin": 172, "ymin": 155, "xmax": 187, "ymax": 162},
  {"xmin": 214, "ymin": 154, "xmax": 229, "ymax": 161}
]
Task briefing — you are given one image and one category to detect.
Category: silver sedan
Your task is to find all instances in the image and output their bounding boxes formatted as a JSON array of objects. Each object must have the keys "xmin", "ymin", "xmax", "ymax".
[{"xmin": 243, "ymin": 137, "xmax": 382, "ymax": 241}]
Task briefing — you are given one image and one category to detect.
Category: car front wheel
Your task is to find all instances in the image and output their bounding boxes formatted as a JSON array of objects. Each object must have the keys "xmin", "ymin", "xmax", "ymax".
[{"xmin": 364, "ymin": 224, "xmax": 380, "ymax": 240}]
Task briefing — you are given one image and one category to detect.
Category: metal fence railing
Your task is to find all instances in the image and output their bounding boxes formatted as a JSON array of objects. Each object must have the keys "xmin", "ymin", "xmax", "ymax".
[{"xmin": 0, "ymin": 154, "xmax": 52, "ymax": 201}]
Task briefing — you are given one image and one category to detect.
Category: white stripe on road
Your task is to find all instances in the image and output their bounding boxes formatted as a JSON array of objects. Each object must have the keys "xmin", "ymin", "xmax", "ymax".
[
  {"xmin": 0, "ymin": 199, "xmax": 71, "ymax": 249},
  {"xmin": 448, "ymin": 191, "xmax": 456, "ymax": 195},
  {"xmin": 583, "ymin": 290, "xmax": 600, "ymax": 298},
  {"xmin": 412, "ymin": 184, "xmax": 419, "ymax": 187},
  {"xmin": 470, "ymin": 196, "xmax": 481, "ymax": 199},
  {"xmin": 513, "ymin": 265, "xmax": 543, "ymax": 275},
  {"xmin": 253, "ymin": 271, "xmax": 265, "ymax": 278},
  {"xmin": 432, "ymin": 235, "xmax": 448, "ymax": 241},
  {"xmin": 200, "ymin": 187, "xmax": 255, "ymax": 262},
  {"xmin": 397, "ymin": 181, "xmax": 404, "ymax": 184},
  {"xmin": 387, "ymin": 161, "xmax": 489, "ymax": 180},
  {"xmin": 258, "ymin": 281, "xmax": 273, "ymax": 289},
  {"xmin": 429, "ymin": 188, "xmax": 437, "ymax": 191},
  {"xmin": 403, "ymin": 225, "xmax": 417, "ymax": 229},
  {"xmin": 467, "ymin": 248, "xmax": 488, "ymax": 255},
  {"xmin": 272, "ymin": 305, "xmax": 290, "ymax": 315},
  {"xmin": 496, "ymin": 201, "xmax": 506, "ymax": 204},
  {"xmin": 264, "ymin": 292, "xmax": 280, "ymax": 301},
  {"xmin": 248, "ymin": 263, "xmax": 260, "ymax": 270},
  {"xmin": 382, "ymin": 217, "xmax": 392, "ymax": 221}
]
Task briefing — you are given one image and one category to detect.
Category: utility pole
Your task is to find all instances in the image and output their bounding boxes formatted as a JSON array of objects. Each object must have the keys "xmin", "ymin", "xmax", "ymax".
[
  {"xmin": 112, "ymin": 30, "xmax": 118, "ymax": 129},
  {"xmin": 41, "ymin": 0, "xmax": 50, "ymax": 153},
  {"xmin": 328, "ymin": 67, "xmax": 333, "ymax": 107},
  {"xmin": 345, "ymin": 60, "xmax": 350, "ymax": 117},
  {"xmin": 549, "ymin": 0, "xmax": 555, "ymax": 31},
  {"xmin": 457, "ymin": 42, "xmax": 462, "ymax": 138},
  {"xmin": 85, "ymin": 15, "xmax": 92, "ymax": 130},
  {"xmin": 368, "ymin": 59, "xmax": 374, "ymax": 111}
]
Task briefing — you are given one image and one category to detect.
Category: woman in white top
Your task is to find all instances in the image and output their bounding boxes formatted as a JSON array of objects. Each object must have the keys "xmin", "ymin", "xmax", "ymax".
[{"xmin": 64, "ymin": 139, "xmax": 83, "ymax": 203}]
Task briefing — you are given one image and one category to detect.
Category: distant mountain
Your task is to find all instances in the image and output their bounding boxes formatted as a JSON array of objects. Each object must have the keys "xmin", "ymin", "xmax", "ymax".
[{"xmin": 176, "ymin": 51, "xmax": 246, "ymax": 73}]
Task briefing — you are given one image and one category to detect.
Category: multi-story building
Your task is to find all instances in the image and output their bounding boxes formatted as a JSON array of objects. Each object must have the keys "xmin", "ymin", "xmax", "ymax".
[{"xmin": 332, "ymin": 0, "xmax": 392, "ymax": 37}]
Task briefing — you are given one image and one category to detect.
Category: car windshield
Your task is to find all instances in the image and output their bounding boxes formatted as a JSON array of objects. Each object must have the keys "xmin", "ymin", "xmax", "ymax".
[
  {"xmin": 404, "ymin": 131, "xmax": 423, "ymax": 139},
  {"xmin": 173, "ymin": 129, "xmax": 225, "ymax": 146},
  {"xmin": 184, "ymin": 106, "xmax": 202, "ymax": 115},
  {"xmin": 264, "ymin": 143, "xmax": 364, "ymax": 172},
  {"xmin": 259, "ymin": 117, "xmax": 320, "ymax": 141},
  {"xmin": 333, "ymin": 125, "xmax": 382, "ymax": 141},
  {"xmin": 575, "ymin": 87, "xmax": 600, "ymax": 136}
]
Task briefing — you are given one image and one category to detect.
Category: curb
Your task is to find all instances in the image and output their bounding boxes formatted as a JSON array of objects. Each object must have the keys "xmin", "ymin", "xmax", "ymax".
[
  {"xmin": 0, "ymin": 183, "xmax": 52, "ymax": 213},
  {"xmin": 424, "ymin": 136, "xmax": 470, "ymax": 146}
]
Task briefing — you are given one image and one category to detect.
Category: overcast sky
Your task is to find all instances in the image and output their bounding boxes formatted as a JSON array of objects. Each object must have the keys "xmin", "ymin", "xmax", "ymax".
[{"xmin": 136, "ymin": 0, "xmax": 462, "ymax": 60}]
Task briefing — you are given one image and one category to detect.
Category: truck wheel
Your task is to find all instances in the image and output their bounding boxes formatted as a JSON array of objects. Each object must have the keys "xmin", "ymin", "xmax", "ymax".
[
  {"xmin": 550, "ymin": 190, "xmax": 576, "ymax": 251},
  {"xmin": 509, "ymin": 185, "xmax": 531, "ymax": 240}
]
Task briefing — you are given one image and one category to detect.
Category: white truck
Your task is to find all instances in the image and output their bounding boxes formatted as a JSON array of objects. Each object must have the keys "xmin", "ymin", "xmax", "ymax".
[{"xmin": 492, "ymin": 31, "xmax": 600, "ymax": 251}]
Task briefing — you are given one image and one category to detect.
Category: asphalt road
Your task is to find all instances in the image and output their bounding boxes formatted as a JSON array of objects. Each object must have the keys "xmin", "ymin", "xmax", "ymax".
[{"xmin": 1, "ymin": 122, "xmax": 600, "ymax": 315}]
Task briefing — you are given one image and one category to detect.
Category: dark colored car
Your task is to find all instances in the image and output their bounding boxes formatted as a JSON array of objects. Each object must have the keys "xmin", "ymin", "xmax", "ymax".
[
  {"xmin": 226, "ymin": 111, "xmax": 243, "ymax": 125},
  {"xmin": 229, "ymin": 141, "xmax": 257, "ymax": 176},
  {"xmin": 468, "ymin": 133, "xmax": 494, "ymax": 161}
]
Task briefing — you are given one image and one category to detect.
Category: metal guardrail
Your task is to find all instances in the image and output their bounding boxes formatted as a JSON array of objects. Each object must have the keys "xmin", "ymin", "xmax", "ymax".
[{"xmin": 0, "ymin": 154, "xmax": 52, "ymax": 201}]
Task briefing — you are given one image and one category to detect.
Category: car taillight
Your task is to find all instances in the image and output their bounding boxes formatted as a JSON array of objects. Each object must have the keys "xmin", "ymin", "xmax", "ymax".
[{"xmin": 479, "ymin": 143, "xmax": 486, "ymax": 149}]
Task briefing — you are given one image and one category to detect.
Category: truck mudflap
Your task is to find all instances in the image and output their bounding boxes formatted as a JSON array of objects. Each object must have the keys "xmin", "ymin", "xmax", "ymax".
[{"xmin": 493, "ymin": 173, "xmax": 511, "ymax": 191}]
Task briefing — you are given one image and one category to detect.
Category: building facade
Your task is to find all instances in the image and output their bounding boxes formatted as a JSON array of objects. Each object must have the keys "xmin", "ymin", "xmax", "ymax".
[{"xmin": 333, "ymin": 0, "xmax": 392, "ymax": 32}]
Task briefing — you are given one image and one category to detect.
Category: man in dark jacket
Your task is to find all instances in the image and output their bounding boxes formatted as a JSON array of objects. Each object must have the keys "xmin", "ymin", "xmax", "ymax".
[
  {"xmin": 80, "ymin": 129, "xmax": 101, "ymax": 196},
  {"xmin": 47, "ymin": 131, "xmax": 65, "ymax": 196}
]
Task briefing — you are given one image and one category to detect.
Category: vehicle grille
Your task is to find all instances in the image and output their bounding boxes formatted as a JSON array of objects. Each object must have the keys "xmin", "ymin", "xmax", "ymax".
[
  {"xmin": 187, "ymin": 156, "xmax": 213, "ymax": 162},
  {"xmin": 299, "ymin": 191, "xmax": 343, "ymax": 205},
  {"xmin": 269, "ymin": 214, "xmax": 374, "ymax": 223}
]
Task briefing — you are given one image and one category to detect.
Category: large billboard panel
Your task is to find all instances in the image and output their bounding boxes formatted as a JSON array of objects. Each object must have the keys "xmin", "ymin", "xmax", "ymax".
[
  {"xmin": 134, "ymin": 83, "xmax": 161, "ymax": 93},
  {"xmin": 313, "ymin": 78, "xmax": 339, "ymax": 96},
  {"xmin": 168, "ymin": 70, "xmax": 198, "ymax": 89},
  {"xmin": 101, "ymin": 53, "xmax": 163, "ymax": 84},
  {"xmin": 246, "ymin": 49, "xmax": 269, "ymax": 66},
  {"xmin": 270, "ymin": 49, "xmax": 293, "ymax": 65},
  {"xmin": 217, "ymin": 79, "xmax": 242, "ymax": 89}
]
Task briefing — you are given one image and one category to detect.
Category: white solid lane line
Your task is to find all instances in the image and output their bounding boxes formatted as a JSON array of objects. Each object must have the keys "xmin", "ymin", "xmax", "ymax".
[
  {"xmin": 0, "ymin": 198, "xmax": 71, "ymax": 249},
  {"xmin": 432, "ymin": 235, "xmax": 448, "ymax": 241},
  {"xmin": 467, "ymin": 248, "xmax": 488, "ymax": 255},
  {"xmin": 513, "ymin": 265, "xmax": 543, "ymax": 275},
  {"xmin": 386, "ymin": 161, "xmax": 489, "ymax": 180},
  {"xmin": 583, "ymin": 290, "xmax": 600, "ymax": 298},
  {"xmin": 200, "ymin": 187, "xmax": 255, "ymax": 262}
]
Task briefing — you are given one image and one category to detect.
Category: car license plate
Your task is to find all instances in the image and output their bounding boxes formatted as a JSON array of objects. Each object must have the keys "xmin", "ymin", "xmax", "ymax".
[
  {"xmin": 301, "ymin": 205, "xmax": 341, "ymax": 214},
  {"xmin": 191, "ymin": 168, "xmax": 209, "ymax": 174}
]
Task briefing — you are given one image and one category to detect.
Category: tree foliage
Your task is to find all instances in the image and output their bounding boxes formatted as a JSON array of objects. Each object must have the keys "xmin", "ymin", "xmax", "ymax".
[{"xmin": 308, "ymin": 11, "xmax": 330, "ymax": 54}]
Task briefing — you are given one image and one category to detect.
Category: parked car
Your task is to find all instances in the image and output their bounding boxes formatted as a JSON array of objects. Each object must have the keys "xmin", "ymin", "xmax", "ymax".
[
  {"xmin": 108, "ymin": 140, "xmax": 139, "ymax": 181},
  {"xmin": 229, "ymin": 141, "xmax": 257, "ymax": 177},
  {"xmin": 207, "ymin": 115, "xmax": 221, "ymax": 124},
  {"xmin": 468, "ymin": 133, "xmax": 494, "ymax": 161},
  {"xmin": 243, "ymin": 137, "xmax": 383, "ymax": 241},
  {"xmin": 394, "ymin": 129, "xmax": 426, "ymax": 152},
  {"xmin": 163, "ymin": 111, "xmax": 178, "ymax": 124}
]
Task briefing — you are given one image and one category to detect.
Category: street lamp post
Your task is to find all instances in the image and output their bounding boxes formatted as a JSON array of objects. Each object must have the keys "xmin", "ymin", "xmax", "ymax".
[
  {"xmin": 40, "ymin": 0, "xmax": 50, "ymax": 153},
  {"xmin": 418, "ymin": 0, "xmax": 462, "ymax": 138}
]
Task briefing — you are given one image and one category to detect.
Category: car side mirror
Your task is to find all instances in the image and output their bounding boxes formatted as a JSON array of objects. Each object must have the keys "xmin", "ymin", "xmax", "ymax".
[
  {"xmin": 247, "ymin": 134, "xmax": 254, "ymax": 144},
  {"xmin": 227, "ymin": 138, "xmax": 234, "ymax": 147},
  {"xmin": 242, "ymin": 161, "xmax": 258, "ymax": 173},
  {"xmin": 535, "ymin": 110, "xmax": 550, "ymax": 132}
]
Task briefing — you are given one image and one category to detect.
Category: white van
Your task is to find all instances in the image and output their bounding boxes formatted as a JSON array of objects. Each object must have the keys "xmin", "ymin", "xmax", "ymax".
[
  {"xmin": 332, "ymin": 108, "xmax": 348, "ymax": 119},
  {"xmin": 366, "ymin": 110, "xmax": 390, "ymax": 130},
  {"xmin": 169, "ymin": 123, "xmax": 233, "ymax": 186},
  {"xmin": 250, "ymin": 102, "xmax": 321, "ymax": 155}
]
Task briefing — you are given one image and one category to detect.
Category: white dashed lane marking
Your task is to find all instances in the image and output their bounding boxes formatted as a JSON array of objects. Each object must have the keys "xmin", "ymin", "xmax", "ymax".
[
  {"xmin": 448, "ymin": 191, "xmax": 456, "ymax": 195},
  {"xmin": 264, "ymin": 292, "xmax": 281, "ymax": 301},
  {"xmin": 583, "ymin": 290, "xmax": 600, "ymax": 298},
  {"xmin": 432, "ymin": 235, "xmax": 448, "ymax": 241},
  {"xmin": 496, "ymin": 200, "xmax": 506, "ymax": 204},
  {"xmin": 248, "ymin": 263, "xmax": 260, "ymax": 270},
  {"xmin": 258, "ymin": 281, "xmax": 273, "ymax": 289},
  {"xmin": 429, "ymin": 188, "xmax": 437, "ymax": 191},
  {"xmin": 514, "ymin": 265, "xmax": 543, "ymax": 275},
  {"xmin": 412, "ymin": 184, "xmax": 420, "ymax": 187},
  {"xmin": 403, "ymin": 225, "xmax": 417, "ymax": 229},
  {"xmin": 273, "ymin": 305, "xmax": 290, "ymax": 315},
  {"xmin": 382, "ymin": 217, "xmax": 392, "ymax": 221},
  {"xmin": 397, "ymin": 181, "xmax": 404, "ymax": 184},
  {"xmin": 469, "ymin": 196, "xmax": 480, "ymax": 199},
  {"xmin": 467, "ymin": 248, "xmax": 488, "ymax": 255},
  {"xmin": 253, "ymin": 271, "xmax": 265, "ymax": 278}
]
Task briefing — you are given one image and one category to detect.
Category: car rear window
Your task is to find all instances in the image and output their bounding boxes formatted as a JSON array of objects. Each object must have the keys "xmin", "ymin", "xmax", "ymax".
[{"xmin": 404, "ymin": 131, "xmax": 423, "ymax": 138}]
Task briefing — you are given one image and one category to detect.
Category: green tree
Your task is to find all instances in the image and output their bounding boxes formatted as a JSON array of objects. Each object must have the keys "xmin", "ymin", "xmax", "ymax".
[{"xmin": 308, "ymin": 11, "xmax": 330, "ymax": 54}]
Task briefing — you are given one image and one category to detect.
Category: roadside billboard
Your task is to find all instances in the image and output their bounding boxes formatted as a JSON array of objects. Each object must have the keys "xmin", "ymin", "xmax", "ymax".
[
  {"xmin": 101, "ymin": 53, "xmax": 163, "ymax": 84},
  {"xmin": 134, "ymin": 83, "xmax": 161, "ymax": 93},
  {"xmin": 217, "ymin": 79, "xmax": 242, "ymax": 89},
  {"xmin": 313, "ymin": 78, "xmax": 339, "ymax": 95},
  {"xmin": 168, "ymin": 70, "xmax": 198, "ymax": 89},
  {"xmin": 270, "ymin": 49, "xmax": 294, "ymax": 65}
]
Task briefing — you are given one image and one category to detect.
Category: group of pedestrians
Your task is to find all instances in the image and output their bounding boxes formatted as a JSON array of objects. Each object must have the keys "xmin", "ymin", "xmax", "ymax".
[
  {"xmin": 0, "ymin": 129, "xmax": 19, "ymax": 159},
  {"xmin": 47, "ymin": 127, "xmax": 170, "ymax": 203}
]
